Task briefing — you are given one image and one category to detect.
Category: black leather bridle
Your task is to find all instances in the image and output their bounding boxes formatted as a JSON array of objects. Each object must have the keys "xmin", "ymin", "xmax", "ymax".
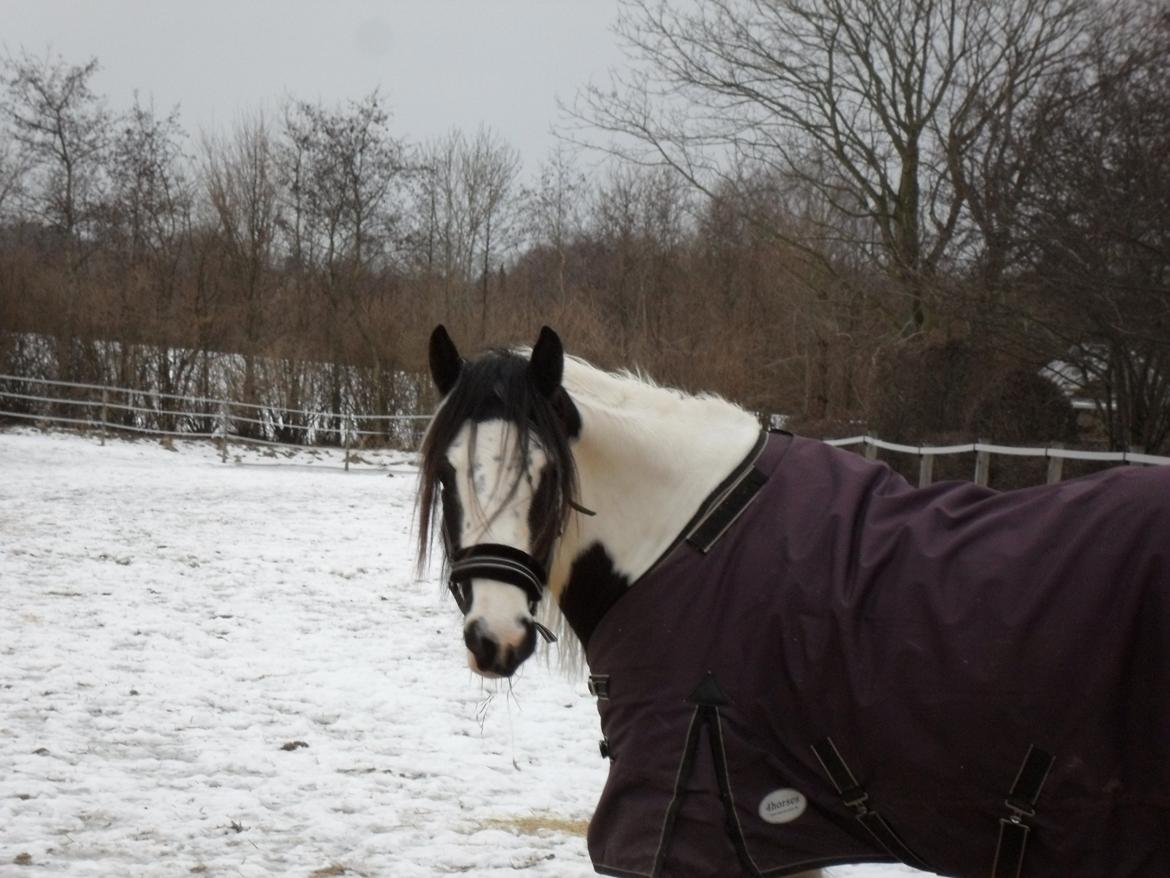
[{"xmin": 447, "ymin": 542, "xmax": 558, "ymax": 643}]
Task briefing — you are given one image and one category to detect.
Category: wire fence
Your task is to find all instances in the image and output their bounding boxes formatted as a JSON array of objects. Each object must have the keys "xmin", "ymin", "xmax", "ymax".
[
  {"xmin": 3, "ymin": 374, "xmax": 1167, "ymax": 482},
  {"xmin": 0, "ymin": 373, "xmax": 430, "ymax": 470}
]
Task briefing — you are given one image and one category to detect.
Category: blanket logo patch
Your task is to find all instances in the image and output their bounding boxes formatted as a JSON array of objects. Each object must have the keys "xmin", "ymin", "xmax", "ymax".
[{"xmin": 758, "ymin": 788, "xmax": 807, "ymax": 824}]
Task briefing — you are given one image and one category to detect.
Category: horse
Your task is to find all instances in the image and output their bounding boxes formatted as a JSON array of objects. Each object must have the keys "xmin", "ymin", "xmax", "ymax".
[{"xmin": 416, "ymin": 325, "xmax": 1170, "ymax": 878}]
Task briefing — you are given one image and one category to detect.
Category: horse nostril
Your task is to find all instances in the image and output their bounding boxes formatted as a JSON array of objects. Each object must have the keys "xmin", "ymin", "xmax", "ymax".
[{"xmin": 464, "ymin": 619, "xmax": 498, "ymax": 671}]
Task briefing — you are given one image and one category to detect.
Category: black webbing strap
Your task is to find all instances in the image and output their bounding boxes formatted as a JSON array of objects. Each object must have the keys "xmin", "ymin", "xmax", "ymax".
[
  {"xmin": 811, "ymin": 738, "xmax": 936, "ymax": 874},
  {"xmin": 652, "ymin": 707, "xmax": 761, "ymax": 876},
  {"xmin": 648, "ymin": 674, "xmax": 761, "ymax": 877},
  {"xmin": 684, "ymin": 431, "xmax": 770, "ymax": 554},
  {"xmin": 687, "ymin": 467, "xmax": 768, "ymax": 553},
  {"xmin": 991, "ymin": 745, "xmax": 1054, "ymax": 878},
  {"xmin": 650, "ymin": 707, "xmax": 705, "ymax": 877}
]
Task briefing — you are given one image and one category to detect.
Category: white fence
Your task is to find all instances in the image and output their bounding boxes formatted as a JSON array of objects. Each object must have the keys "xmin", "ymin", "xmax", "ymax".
[
  {"xmin": 3, "ymin": 374, "xmax": 1168, "ymax": 482},
  {"xmin": 827, "ymin": 435, "xmax": 1170, "ymax": 486}
]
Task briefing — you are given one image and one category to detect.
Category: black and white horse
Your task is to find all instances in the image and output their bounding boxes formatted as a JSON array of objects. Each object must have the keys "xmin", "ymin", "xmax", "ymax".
[{"xmin": 418, "ymin": 326, "xmax": 1170, "ymax": 878}]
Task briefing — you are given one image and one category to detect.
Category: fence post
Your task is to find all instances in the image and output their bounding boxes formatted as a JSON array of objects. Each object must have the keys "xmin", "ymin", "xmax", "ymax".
[
  {"xmin": 974, "ymin": 441, "xmax": 991, "ymax": 486},
  {"xmin": 863, "ymin": 437, "xmax": 878, "ymax": 461},
  {"xmin": 100, "ymin": 388, "xmax": 108, "ymax": 447},
  {"xmin": 344, "ymin": 421, "xmax": 351, "ymax": 473},
  {"xmin": 1046, "ymin": 443, "xmax": 1065, "ymax": 484},
  {"xmin": 219, "ymin": 399, "xmax": 229, "ymax": 463},
  {"xmin": 918, "ymin": 452, "xmax": 934, "ymax": 488}
]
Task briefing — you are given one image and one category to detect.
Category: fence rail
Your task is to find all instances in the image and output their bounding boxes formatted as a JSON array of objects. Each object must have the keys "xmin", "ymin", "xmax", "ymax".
[
  {"xmin": 0, "ymin": 373, "xmax": 430, "ymax": 470},
  {"xmin": 826, "ymin": 435, "xmax": 1169, "ymax": 486},
  {"xmin": 3, "ymin": 374, "xmax": 1168, "ymax": 482}
]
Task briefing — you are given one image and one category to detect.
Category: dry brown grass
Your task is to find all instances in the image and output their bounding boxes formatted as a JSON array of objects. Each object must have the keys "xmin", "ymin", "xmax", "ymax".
[{"xmin": 479, "ymin": 814, "xmax": 589, "ymax": 837}]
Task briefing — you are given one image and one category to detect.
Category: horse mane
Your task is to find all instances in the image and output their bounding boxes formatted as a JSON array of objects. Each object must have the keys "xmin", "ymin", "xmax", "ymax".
[{"xmin": 552, "ymin": 355, "xmax": 763, "ymax": 478}]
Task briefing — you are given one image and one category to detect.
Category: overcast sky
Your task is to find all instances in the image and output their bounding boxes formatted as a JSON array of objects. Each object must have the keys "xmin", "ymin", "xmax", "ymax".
[{"xmin": 2, "ymin": 0, "xmax": 627, "ymax": 168}]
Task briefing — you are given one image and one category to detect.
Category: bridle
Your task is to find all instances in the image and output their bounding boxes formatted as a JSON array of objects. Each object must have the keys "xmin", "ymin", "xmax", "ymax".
[
  {"xmin": 443, "ymin": 501, "xmax": 596, "ymax": 645},
  {"xmin": 446, "ymin": 542, "xmax": 559, "ymax": 643}
]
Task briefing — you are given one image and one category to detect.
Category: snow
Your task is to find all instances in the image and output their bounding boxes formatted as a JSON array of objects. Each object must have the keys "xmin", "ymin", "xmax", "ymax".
[{"xmin": 1, "ymin": 429, "xmax": 922, "ymax": 877}]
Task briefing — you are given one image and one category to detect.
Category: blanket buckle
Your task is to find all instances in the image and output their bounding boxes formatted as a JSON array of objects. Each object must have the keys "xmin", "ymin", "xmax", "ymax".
[
  {"xmin": 810, "ymin": 737, "xmax": 937, "ymax": 874},
  {"xmin": 842, "ymin": 787, "xmax": 870, "ymax": 816},
  {"xmin": 588, "ymin": 674, "xmax": 611, "ymax": 700},
  {"xmin": 1004, "ymin": 797, "xmax": 1036, "ymax": 822}
]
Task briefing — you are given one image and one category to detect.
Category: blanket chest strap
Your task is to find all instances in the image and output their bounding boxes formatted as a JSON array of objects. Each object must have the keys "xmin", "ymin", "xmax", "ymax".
[{"xmin": 811, "ymin": 737, "xmax": 937, "ymax": 874}]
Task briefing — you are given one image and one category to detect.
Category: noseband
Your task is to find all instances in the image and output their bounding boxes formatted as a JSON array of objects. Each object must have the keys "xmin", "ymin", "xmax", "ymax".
[{"xmin": 447, "ymin": 543, "xmax": 558, "ymax": 643}]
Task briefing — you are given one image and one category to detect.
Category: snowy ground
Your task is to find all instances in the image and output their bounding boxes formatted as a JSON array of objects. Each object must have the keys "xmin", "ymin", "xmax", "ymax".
[{"xmin": 1, "ymin": 429, "xmax": 920, "ymax": 877}]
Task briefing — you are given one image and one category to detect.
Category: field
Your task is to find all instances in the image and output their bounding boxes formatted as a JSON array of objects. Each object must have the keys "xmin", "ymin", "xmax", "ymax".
[{"xmin": 1, "ymin": 429, "xmax": 915, "ymax": 877}]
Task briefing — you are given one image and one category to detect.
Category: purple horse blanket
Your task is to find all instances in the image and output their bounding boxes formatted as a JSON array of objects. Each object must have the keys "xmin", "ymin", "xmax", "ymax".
[{"xmin": 582, "ymin": 433, "xmax": 1170, "ymax": 877}]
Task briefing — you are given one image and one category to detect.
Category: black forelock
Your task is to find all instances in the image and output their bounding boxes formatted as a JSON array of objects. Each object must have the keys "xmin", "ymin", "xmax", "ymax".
[{"xmin": 417, "ymin": 349, "xmax": 579, "ymax": 572}]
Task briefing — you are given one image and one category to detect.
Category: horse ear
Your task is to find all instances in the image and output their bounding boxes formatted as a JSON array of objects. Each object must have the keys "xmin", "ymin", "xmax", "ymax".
[
  {"xmin": 429, "ymin": 324, "xmax": 462, "ymax": 397},
  {"xmin": 528, "ymin": 326, "xmax": 564, "ymax": 397}
]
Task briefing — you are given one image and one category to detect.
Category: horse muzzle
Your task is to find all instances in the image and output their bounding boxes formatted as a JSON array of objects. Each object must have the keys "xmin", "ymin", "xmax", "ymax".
[
  {"xmin": 463, "ymin": 616, "xmax": 538, "ymax": 677},
  {"xmin": 448, "ymin": 543, "xmax": 558, "ymax": 676}
]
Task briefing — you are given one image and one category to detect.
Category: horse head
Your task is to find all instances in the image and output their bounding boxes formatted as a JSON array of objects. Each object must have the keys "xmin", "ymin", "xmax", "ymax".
[{"xmin": 418, "ymin": 324, "xmax": 582, "ymax": 677}]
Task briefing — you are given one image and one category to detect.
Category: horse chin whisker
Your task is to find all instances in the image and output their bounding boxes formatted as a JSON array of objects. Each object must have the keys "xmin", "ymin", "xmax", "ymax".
[{"xmin": 466, "ymin": 652, "xmax": 506, "ymax": 679}]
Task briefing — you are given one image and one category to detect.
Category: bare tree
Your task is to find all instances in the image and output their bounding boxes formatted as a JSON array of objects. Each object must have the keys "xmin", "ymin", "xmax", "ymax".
[
  {"xmin": 1011, "ymin": 9, "xmax": 1170, "ymax": 452},
  {"xmin": 1, "ymin": 51, "xmax": 113, "ymax": 382},
  {"xmin": 409, "ymin": 126, "xmax": 520, "ymax": 331},
  {"xmin": 567, "ymin": 0, "xmax": 1090, "ymax": 332},
  {"xmin": 104, "ymin": 97, "xmax": 195, "ymax": 406},
  {"xmin": 524, "ymin": 145, "xmax": 588, "ymax": 303},
  {"xmin": 280, "ymin": 92, "xmax": 403, "ymax": 275},
  {"xmin": 1, "ymin": 51, "xmax": 109, "ymax": 245},
  {"xmin": 464, "ymin": 126, "xmax": 521, "ymax": 340},
  {"xmin": 0, "ymin": 131, "xmax": 29, "ymax": 219},
  {"xmin": 278, "ymin": 92, "xmax": 406, "ymax": 438},
  {"xmin": 411, "ymin": 131, "xmax": 470, "ymax": 308},
  {"xmin": 589, "ymin": 164, "xmax": 692, "ymax": 354},
  {"xmin": 202, "ymin": 114, "xmax": 280, "ymax": 412}
]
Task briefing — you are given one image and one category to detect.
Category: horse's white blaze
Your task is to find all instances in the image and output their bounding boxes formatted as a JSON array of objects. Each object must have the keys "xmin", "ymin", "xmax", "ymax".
[{"xmin": 447, "ymin": 419, "xmax": 544, "ymax": 667}]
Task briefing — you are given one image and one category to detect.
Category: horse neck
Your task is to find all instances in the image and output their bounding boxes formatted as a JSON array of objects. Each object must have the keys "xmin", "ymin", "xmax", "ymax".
[{"xmin": 549, "ymin": 372, "xmax": 761, "ymax": 595}]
